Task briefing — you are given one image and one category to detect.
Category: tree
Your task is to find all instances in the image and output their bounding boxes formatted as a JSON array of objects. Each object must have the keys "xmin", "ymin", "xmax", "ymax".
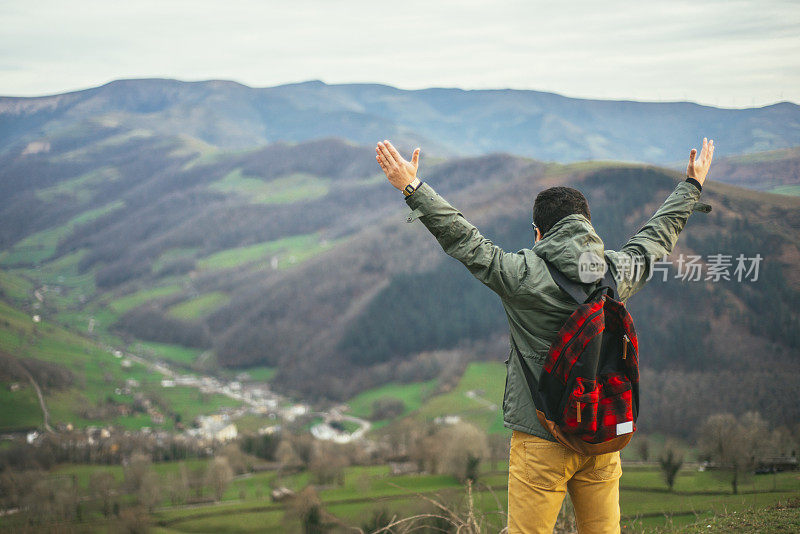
[
  {"xmin": 409, "ymin": 427, "xmax": 442, "ymax": 474},
  {"xmin": 166, "ymin": 468, "xmax": 189, "ymax": 506},
  {"xmin": 698, "ymin": 412, "xmax": 768, "ymax": 494},
  {"xmin": 22, "ymin": 475, "xmax": 76, "ymax": 525},
  {"xmin": 90, "ymin": 471, "xmax": 117, "ymax": 517},
  {"xmin": 309, "ymin": 443, "xmax": 347, "ymax": 486},
  {"xmin": 139, "ymin": 470, "xmax": 161, "ymax": 511},
  {"xmin": 290, "ymin": 433, "xmax": 316, "ymax": 468},
  {"xmin": 434, "ymin": 422, "xmax": 489, "ymax": 483},
  {"xmin": 383, "ymin": 418, "xmax": 418, "ymax": 458},
  {"xmin": 189, "ymin": 464, "xmax": 206, "ymax": 498},
  {"xmin": 360, "ymin": 507, "xmax": 397, "ymax": 534},
  {"xmin": 369, "ymin": 397, "xmax": 405, "ymax": 421},
  {"xmin": 770, "ymin": 425, "xmax": 797, "ymax": 457},
  {"xmin": 118, "ymin": 506, "xmax": 151, "ymax": 534},
  {"xmin": 275, "ymin": 439, "xmax": 302, "ymax": 469},
  {"xmin": 124, "ymin": 452, "xmax": 152, "ymax": 494},
  {"xmin": 219, "ymin": 443, "xmax": 251, "ymax": 475},
  {"xmin": 658, "ymin": 441, "xmax": 684, "ymax": 491},
  {"xmin": 205, "ymin": 456, "xmax": 234, "ymax": 502},
  {"xmin": 465, "ymin": 453, "xmax": 481, "ymax": 483},
  {"xmin": 285, "ymin": 486, "xmax": 332, "ymax": 534},
  {"xmin": 635, "ymin": 435, "xmax": 650, "ymax": 462},
  {"xmin": 241, "ymin": 432, "xmax": 282, "ymax": 461},
  {"xmin": 488, "ymin": 433, "xmax": 510, "ymax": 471}
]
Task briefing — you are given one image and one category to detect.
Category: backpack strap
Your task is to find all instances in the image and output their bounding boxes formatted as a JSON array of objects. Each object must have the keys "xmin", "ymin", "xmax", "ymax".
[
  {"xmin": 596, "ymin": 264, "xmax": 618, "ymax": 300},
  {"xmin": 544, "ymin": 259, "xmax": 618, "ymax": 304}
]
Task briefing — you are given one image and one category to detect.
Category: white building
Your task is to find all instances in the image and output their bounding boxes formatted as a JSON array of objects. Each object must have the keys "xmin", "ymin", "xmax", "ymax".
[
  {"xmin": 191, "ymin": 415, "xmax": 238, "ymax": 442},
  {"xmin": 434, "ymin": 415, "xmax": 462, "ymax": 425}
]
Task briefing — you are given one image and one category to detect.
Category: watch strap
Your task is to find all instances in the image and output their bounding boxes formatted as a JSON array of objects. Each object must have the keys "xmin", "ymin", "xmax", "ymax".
[{"xmin": 403, "ymin": 179, "xmax": 422, "ymax": 197}]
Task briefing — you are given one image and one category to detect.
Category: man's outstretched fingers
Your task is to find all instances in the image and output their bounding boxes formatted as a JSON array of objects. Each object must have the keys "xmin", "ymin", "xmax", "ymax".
[
  {"xmin": 411, "ymin": 148, "xmax": 420, "ymax": 169},
  {"xmin": 384, "ymin": 140, "xmax": 404, "ymax": 163},
  {"xmin": 377, "ymin": 143, "xmax": 396, "ymax": 166}
]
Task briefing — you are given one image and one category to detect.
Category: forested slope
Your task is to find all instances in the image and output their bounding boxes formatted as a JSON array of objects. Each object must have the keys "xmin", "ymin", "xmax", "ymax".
[{"xmin": 1, "ymin": 111, "xmax": 798, "ymax": 437}]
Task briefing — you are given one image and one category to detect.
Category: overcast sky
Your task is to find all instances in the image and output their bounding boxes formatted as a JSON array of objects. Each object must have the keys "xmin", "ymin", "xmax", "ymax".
[{"xmin": 1, "ymin": 0, "xmax": 798, "ymax": 108}]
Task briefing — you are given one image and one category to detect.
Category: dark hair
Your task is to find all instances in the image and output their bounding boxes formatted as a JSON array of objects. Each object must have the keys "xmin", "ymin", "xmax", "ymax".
[{"xmin": 532, "ymin": 186, "xmax": 591, "ymax": 236}]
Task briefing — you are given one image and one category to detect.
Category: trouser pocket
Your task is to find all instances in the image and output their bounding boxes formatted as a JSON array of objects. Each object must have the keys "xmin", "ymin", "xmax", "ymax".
[
  {"xmin": 588, "ymin": 451, "xmax": 622, "ymax": 481},
  {"xmin": 522, "ymin": 438, "xmax": 568, "ymax": 489}
]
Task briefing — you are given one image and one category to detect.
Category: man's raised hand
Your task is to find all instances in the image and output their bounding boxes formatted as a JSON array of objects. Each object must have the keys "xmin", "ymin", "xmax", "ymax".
[
  {"xmin": 687, "ymin": 137, "xmax": 715, "ymax": 186},
  {"xmin": 375, "ymin": 140, "xmax": 420, "ymax": 191}
]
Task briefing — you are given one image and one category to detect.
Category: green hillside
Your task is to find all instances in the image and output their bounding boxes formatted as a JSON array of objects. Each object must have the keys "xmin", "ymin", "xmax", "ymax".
[
  {"xmin": 0, "ymin": 129, "xmax": 798, "ymax": 440},
  {"xmin": 712, "ymin": 146, "xmax": 800, "ymax": 192},
  {"xmin": 0, "ymin": 296, "xmax": 234, "ymax": 432}
]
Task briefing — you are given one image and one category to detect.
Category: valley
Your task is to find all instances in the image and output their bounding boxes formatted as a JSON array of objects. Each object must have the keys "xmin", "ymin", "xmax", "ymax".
[{"xmin": 0, "ymin": 78, "xmax": 798, "ymax": 532}]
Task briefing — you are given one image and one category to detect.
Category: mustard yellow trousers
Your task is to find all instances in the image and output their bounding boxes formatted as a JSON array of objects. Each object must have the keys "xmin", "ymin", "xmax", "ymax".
[{"xmin": 507, "ymin": 430, "xmax": 622, "ymax": 534}]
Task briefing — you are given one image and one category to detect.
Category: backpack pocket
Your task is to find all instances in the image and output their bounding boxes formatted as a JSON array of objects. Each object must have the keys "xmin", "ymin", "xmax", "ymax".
[
  {"xmin": 563, "ymin": 378, "xmax": 599, "ymax": 436},
  {"xmin": 598, "ymin": 373, "xmax": 635, "ymax": 441}
]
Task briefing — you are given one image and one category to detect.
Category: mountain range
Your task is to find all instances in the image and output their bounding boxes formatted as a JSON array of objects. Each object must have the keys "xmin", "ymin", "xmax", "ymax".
[
  {"xmin": 3, "ymin": 78, "xmax": 800, "ymax": 164},
  {"xmin": 0, "ymin": 79, "xmax": 798, "ymax": 437}
]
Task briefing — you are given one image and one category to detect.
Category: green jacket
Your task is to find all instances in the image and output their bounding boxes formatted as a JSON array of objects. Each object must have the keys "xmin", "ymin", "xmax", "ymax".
[{"xmin": 405, "ymin": 179, "xmax": 705, "ymax": 440}]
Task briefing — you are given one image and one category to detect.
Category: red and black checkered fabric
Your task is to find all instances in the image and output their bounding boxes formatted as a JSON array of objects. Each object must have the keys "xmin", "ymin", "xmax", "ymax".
[{"xmin": 538, "ymin": 294, "xmax": 639, "ymax": 445}]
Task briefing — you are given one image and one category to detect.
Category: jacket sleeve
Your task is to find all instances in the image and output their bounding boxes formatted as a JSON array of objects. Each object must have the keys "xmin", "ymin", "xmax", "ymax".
[
  {"xmin": 605, "ymin": 180, "xmax": 704, "ymax": 301},
  {"xmin": 405, "ymin": 182, "xmax": 527, "ymax": 299}
]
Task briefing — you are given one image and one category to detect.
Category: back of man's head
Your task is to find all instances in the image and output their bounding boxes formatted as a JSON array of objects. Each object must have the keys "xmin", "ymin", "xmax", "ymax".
[{"xmin": 533, "ymin": 186, "xmax": 591, "ymax": 236}]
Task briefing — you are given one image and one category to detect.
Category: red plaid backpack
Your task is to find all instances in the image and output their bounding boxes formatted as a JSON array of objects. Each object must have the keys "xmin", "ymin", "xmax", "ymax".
[{"xmin": 514, "ymin": 260, "xmax": 639, "ymax": 455}]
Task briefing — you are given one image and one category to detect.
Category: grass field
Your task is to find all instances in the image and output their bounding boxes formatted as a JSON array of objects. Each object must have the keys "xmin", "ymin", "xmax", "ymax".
[
  {"xmin": 0, "ymin": 269, "xmax": 34, "ymax": 302},
  {"xmin": 675, "ymin": 499, "xmax": 800, "ymax": 533},
  {"xmin": 53, "ymin": 458, "xmax": 211, "ymax": 488},
  {"xmin": 35, "ymin": 166, "xmax": 121, "ymax": 204},
  {"xmin": 0, "ymin": 201, "xmax": 124, "ymax": 266},
  {"xmin": 142, "ymin": 462, "xmax": 800, "ymax": 533},
  {"xmin": 236, "ymin": 366, "xmax": 276, "ymax": 382},
  {"xmin": 0, "ymin": 382, "xmax": 44, "ymax": 430},
  {"xmin": 345, "ymin": 380, "xmax": 437, "ymax": 430},
  {"xmin": 130, "ymin": 341, "xmax": 204, "ymax": 365},
  {"xmin": 27, "ymin": 249, "xmax": 97, "ymax": 309},
  {"xmin": 415, "ymin": 362, "xmax": 507, "ymax": 434},
  {"xmin": 0, "ymin": 298, "xmax": 151, "ymax": 429},
  {"xmin": 167, "ymin": 292, "xmax": 230, "ymax": 320},
  {"xmin": 196, "ymin": 233, "xmax": 332, "ymax": 272},
  {"xmin": 770, "ymin": 184, "xmax": 800, "ymax": 196},
  {"xmin": 209, "ymin": 169, "xmax": 330, "ymax": 204},
  {"xmin": 341, "ymin": 362, "xmax": 509, "ymax": 436},
  {"xmin": 141, "ymin": 385, "xmax": 241, "ymax": 425},
  {"xmin": 1, "ymin": 440, "xmax": 796, "ymax": 533},
  {"xmin": 151, "ymin": 248, "xmax": 201, "ymax": 273},
  {"xmin": 108, "ymin": 283, "xmax": 185, "ymax": 314}
]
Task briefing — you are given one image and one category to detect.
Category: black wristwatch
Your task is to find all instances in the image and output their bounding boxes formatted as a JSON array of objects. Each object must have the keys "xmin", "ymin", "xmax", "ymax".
[{"xmin": 403, "ymin": 178, "xmax": 422, "ymax": 197}]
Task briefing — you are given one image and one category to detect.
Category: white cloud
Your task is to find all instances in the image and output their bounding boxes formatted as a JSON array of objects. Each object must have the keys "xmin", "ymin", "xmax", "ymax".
[{"xmin": 0, "ymin": 0, "xmax": 798, "ymax": 107}]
